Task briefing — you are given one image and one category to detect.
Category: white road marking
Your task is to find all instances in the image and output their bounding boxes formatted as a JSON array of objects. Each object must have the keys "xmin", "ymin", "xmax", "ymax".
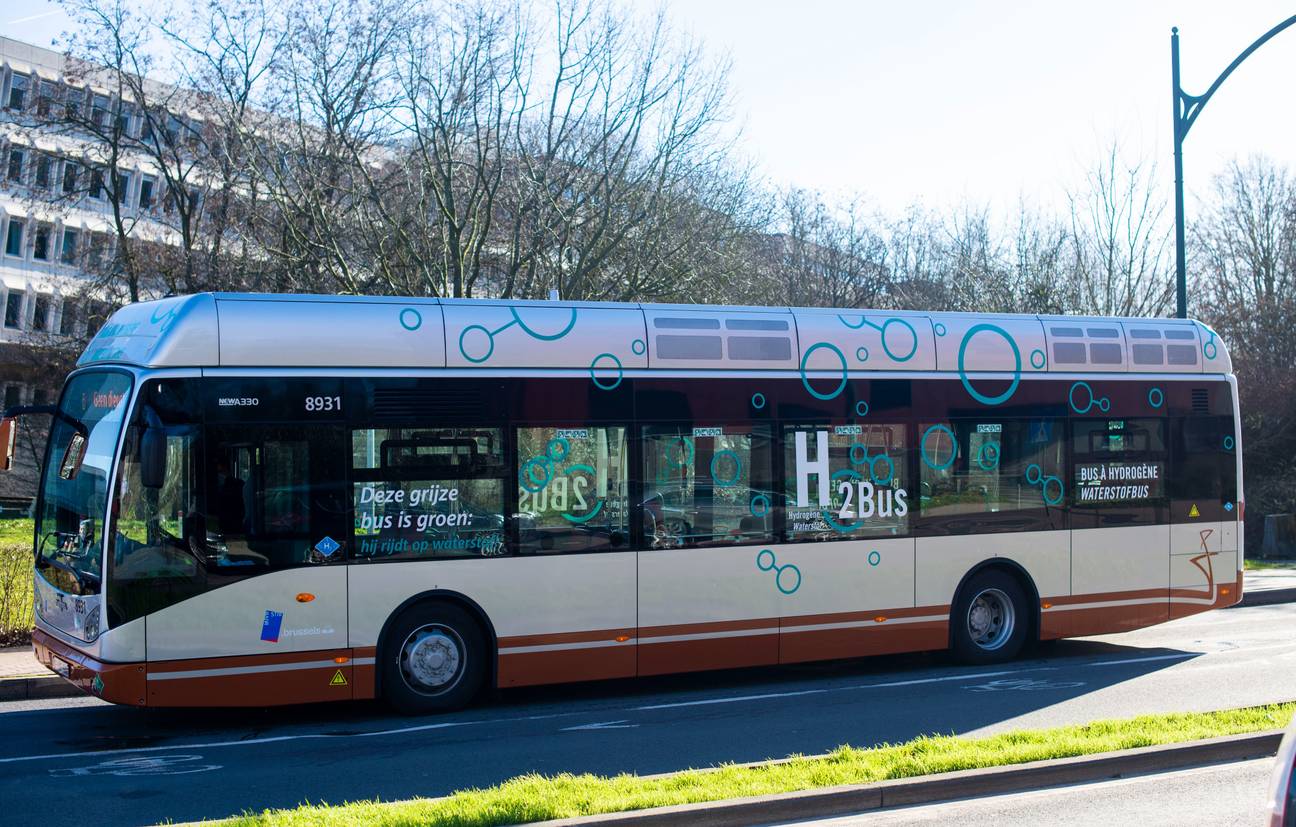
[{"xmin": 561, "ymin": 720, "xmax": 638, "ymax": 731}]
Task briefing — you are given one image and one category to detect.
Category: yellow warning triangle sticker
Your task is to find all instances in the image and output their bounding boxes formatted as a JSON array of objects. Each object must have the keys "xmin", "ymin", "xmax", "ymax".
[
  {"xmin": 330, "ymin": 669, "xmax": 347, "ymax": 686},
  {"xmin": 1189, "ymin": 504, "xmax": 1200, "ymax": 518}
]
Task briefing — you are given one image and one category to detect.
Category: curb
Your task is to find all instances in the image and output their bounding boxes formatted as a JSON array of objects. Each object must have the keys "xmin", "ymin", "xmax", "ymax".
[
  {"xmin": 537, "ymin": 730, "xmax": 1284, "ymax": 827},
  {"xmin": 1236, "ymin": 587, "xmax": 1296, "ymax": 608},
  {"xmin": 0, "ymin": 674, "xmax": 83, "ymax": 701}
]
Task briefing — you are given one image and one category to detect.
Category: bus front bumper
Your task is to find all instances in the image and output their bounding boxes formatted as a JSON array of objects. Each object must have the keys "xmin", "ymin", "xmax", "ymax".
[{"xmin": 32, "ymin": 628, "xmax": 147, "ymax": 706}]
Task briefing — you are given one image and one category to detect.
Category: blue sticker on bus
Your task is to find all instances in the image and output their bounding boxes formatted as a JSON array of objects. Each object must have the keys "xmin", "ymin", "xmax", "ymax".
[
  {"xmin": 315, "ymin": 536, "xmax": 340, "ymax": 557},
  {"xmin": 261, "ymin": 610, "xmax": 283, "ymax": 643}
]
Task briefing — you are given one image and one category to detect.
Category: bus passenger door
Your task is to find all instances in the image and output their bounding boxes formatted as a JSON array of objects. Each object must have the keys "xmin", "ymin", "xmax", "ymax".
[
  {"xmin": 636, "ymin": 425, "xmax": 780, "ymax": 675},
  {"xmin": 144, "ymin": 422, "xmax": 353, "ymax": 704}
]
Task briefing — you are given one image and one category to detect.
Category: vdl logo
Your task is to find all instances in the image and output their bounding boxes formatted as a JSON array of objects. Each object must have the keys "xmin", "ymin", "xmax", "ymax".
[{"xmin": 260, "ymin": 610, "xmax": 284, "ymax": 643}]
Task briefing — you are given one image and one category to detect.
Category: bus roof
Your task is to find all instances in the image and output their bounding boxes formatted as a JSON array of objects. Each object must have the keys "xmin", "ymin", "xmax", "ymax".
[{"xmin": 77, "ymin": 293, "xmax": 1232, "ymax": 376}]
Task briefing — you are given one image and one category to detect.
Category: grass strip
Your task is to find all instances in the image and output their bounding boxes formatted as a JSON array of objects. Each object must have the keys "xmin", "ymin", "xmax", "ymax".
[
  {"xmin": 1245, "ymin": 558, "xmax": 1296, "ymax": 571},
  {"xmin": 220, "ymin": 701, "xmax": 1295, "ymax": 827}
]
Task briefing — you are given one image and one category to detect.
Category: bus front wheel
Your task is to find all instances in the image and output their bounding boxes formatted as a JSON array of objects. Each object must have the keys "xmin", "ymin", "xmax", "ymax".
[
  {"xmin": 950, "ymin": 570, "xmax": 1029, "ymax": 664},
  {"xmin": 381, "ymin": 602, "xmax": 486, "ymax": 715}
]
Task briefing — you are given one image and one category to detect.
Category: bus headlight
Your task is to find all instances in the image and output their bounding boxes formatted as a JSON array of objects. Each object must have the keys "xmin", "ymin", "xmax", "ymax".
[{"xmin": 83, "ymin": 606, "xmax": 100, "ymax": 642}]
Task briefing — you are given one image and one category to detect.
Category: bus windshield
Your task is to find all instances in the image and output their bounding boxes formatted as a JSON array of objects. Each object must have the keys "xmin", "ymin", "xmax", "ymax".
[{"xmin": 34, "ymin": 370, "xmax": 133, "ymax": 604}]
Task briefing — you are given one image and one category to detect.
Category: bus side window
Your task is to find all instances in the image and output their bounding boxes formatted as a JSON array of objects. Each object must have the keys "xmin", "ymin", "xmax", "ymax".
[
  {"xmin": 1071, "ymin": 418, "xmax": 1168, "ymax": 528},
  {"xmin": 639, "ymin": 424, "xmax": 773, "ymax": 549},
  {"xmin": 782, "ymin": 423, "xmax": 909, "ymax": 541},
  {"xmin": 516, "ymin": 426, "xmax": 629, "ymax": 554}
]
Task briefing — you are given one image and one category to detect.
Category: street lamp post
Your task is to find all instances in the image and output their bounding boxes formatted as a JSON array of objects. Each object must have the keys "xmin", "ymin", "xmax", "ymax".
[{"xmin": 1171, "ymin": 16, "xmax": 1296, "ymax": 319}]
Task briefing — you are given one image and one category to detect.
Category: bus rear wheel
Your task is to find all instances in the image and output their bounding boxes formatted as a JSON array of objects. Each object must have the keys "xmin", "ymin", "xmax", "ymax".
[
  {"xmin": 951, "ymin": 570, "xmax": 1029, "ymax": 664},
  {"xmin": 381, "ymin": 603, "xmax": 486, "ymax": 715}
]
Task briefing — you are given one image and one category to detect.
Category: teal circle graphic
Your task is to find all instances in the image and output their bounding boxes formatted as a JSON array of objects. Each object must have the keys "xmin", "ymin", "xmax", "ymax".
[
  {"xmin": 869, "ymin": 453, "xmax": 895, "ymax": 485},
  {"xmin": 750, "ymin": 494, "xmax": 770, "ymax": 518},
  {"xmin": 751, "ymin": 392, "xmax": 766, "ymax": 409},
  {"xmin": 800, "ymin": 342, "xmax": 849, "ymax": 400},
  {"xmin": 856, "ymin": 346, "xmax": 869, "ymax": 362},
  {"xmin": 710, "ymin": 450, "xmax": 742, "ymax": 487},
  {"xmin": 519, "ymin": 457, "xmax": 553, "ymax": 492},
  {"xmin": 510, "ymin": 306, "xmax": 577, "ymax": 341},
  {"xmin": 921, "ymin": 424, "xmax": 958, "ymax": 470},
  {"xmin": 934, "ymin": 322, "xmax": 947, "ymax": 337},
  {"xmin": 1148, "ymin": 387, "xmax": 1164, "ymax": 408},
  {"xmin": 631, "ymin": 338, "xmax": 646, "ymax": 355},
  {"xmin": 880, "ymin": 318, "xmax": 919, "ymax": 362},
  {"xmin": 822, "ymin": 468, "xmax": 864, "ymax": 533},
  {"xmin": 976, "ymin": 441, "xmax": 1001, "ymax": 471},
  {"xmin": 459, "ymin": 325, "xmax": 495, "ymax": 363},
  {"xmin": 1025, "ymin": 463, "xmax": 1063, "ymax": 505},
  {"xmin": 957, "ymin": 324, "xmax": 1022, "ymax": 406},
  {"xmin": 849, "ymin": 443, "xmax": 869, "ymax": 466},
  {"xmin": 1030, "ymin": 348, "xmax": 1046, "ymax": 369},
  {"xmin": 1069, "ymin": 381, "xmax": 1110, "ymax": 414},
  {"xmin": 867, "ymin": 550, "xmax": 881, "ymax": 566},
  {"xmin": 589, "ymin": 352, "xmax": 623, "ymax": 390},
  {"xmin": 545, "ymin": 437, "xmax": 570, "ymax": 461},
  {"xmin": 399, "ymin": 308, "xmax": 423, "ymax": 331},
  {"xmin": 756, "ymin": 548, "xmax": 801, "ymax": 595},
  {"xmin": 839, "ymin": 314, "xmax": 867, "ymax": 329},
  {"xmin": 1223, "ymin": 435, "xmax": 1234, "ymax": 450},
  {"xmin": 559, "ymin": 463, "xmax": 605, "ymax": 524},
  {"xmin": 664, "ymin": 436, "xmax": 695, "ymax": 468},
  {"xmin": 856, "ymin": 400, "xmax": 869, "ymax": 417},
  {"xmin": 1204, "ymin": 340, "xmax": 1218, "ymax": 359}
]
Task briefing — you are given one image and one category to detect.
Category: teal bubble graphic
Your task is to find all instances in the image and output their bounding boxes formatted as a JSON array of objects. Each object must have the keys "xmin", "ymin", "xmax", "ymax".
[
  {"xmin": 589, "ymin": 352, "xmax": 623, "ymax": 390},
  {"xmin": 921, "ymin": 424, "xmax": 958, "ymax": 470},
  {"xmin": 1148, "ymin": 387, "xmax": 1164, "ymax": 408},
  {"xmin": 856, "ymin": 400, "xmax": 869, "ymax": 417},
  {"xmin": 1069, "ymin": 381, "xmax": 1110, "ymax": 414},
  {"xmin": 1030, "ymin": 348, "xmax": 1046, "ymax": 369},
  {"xmin": 800, "ymin": 342, "xmax": 849, "ymax": 400},
  {"xmin": 751, "ymin": 392, "xmax": 766, "ymax": 409},
  {"xmin": 757, "ymin": 548, "xmax": 801, "ymax": 595},
  {"xmin": 868, "ymin": 550, "xmax": 881, "ymax": 566},
  {"xmin": 957, "ymin": 323, "xmax": 1022, "ymax": 406},
  {"xmin": 856, "ymin": 346, "xmax": 869, "ymax": 362},
  {"xmin": 458, "ymin": 305, "xmax": 579, "ymax": 362},
  {"xmin": 1223, "ymin": 435, "xmax": 1234, "ymax": 450},
  {"xmin": 750, "ymin": 494, "xmax": 771, "ymax": 517},
  {"xmin": 934, "ymin": 323, "xmax": 947, "ymax": 337},
  {"xmin": 710, "ymin": 450, "xmax": 742, "ymax": 487},
  {"xmin": 399, "ymin": 308, "xmax": 423, "ymax": 331},
  {"xmin": 545, "ymin": 437, "xmax": 570, "ymax": 462},
  {"xmin": 631, "ymin": 338, "xmax": 646, "ymax": 355},
  {"xmin": 976, "ymin": 441, "xmax": 1001, "ymax": 471},
  {"xmin": 1025, "ymin": 463, "xmax": 1064, "ymax": 506},
  {"xmin": 839, "ymin": 314, "xmax": 919, "ymax": 362}
]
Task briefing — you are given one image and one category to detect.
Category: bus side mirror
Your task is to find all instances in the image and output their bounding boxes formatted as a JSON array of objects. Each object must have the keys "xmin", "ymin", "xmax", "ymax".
[
  {"xmin": 140, "ymin": 427, "xmax": 165, "ymax": 489},
  {"xmin": 0, "ymin": 418, "xmax": 15, "ymax": 472},
  {"xmin": 58, "ymin": 431, "xmax": 87, "ymax": 480}
]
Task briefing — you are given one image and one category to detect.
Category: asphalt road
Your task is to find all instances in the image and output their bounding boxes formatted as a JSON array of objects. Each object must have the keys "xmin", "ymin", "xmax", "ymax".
[
  {"xmin": 2, "ymin": 603, "xmax": 1294, "ymax": 827},
  {"xmin": 782, "ymin": 757, "xmax": 1276, "ymax": 826}
]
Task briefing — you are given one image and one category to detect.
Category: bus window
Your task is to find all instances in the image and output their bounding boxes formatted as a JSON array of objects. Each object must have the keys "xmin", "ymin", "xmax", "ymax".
[
  {"xmin": 516, "ymin": 426, "xmax": 629, "ymax": 554},
  {"xmin": 1169, "ymin": 416, "xmax": 1228, "ymax": 522},
  {"xmin": 1071, "ymin": 418, "xmax": 1168, "ymax": 527},
  {"xmin": 352, "ymin": 427, "xmax": 507, "ymax": 559},
  {"xmin": 640, "ymin": 424, "xmax": 772, "ymax": 548},
  {"xmin": 919, "ymin": 419, "xmax": 1065, "ymax": 530},
  {"xmin": 782, "ymin": 423, "xmax": 909, "ymax": 541}
]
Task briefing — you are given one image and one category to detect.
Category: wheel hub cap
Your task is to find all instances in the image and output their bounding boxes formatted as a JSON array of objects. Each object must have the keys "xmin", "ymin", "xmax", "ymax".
[{"xmin": 402, "ymin": 628, "xmax": 462, "ymax": 690}]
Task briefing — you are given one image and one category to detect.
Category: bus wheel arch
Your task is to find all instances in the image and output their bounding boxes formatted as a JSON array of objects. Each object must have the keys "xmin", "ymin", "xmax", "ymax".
[
  {"xmin": 947, "ymin": 559, "xmax": 1039, "ymax": 663},
  {"xmin": 375, "ymin": 590, "xmax": 498, "ymax": 713}
]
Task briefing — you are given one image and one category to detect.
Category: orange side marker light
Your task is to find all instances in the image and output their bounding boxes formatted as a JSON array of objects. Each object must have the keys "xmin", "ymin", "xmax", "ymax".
[
  {"xmin": 333, "ymin": 656, "xmax": 350, "ymax": 664},
  {"xmin": 873, "ymin": 616, "xmax": 887, "ymax": 623},
  {"xmin": 614, "ymin": 635, "xmax": 630, "ymax": 642},
  {"xmin": 1041, "ymin": 602, "xmax": 1053, "ymax": 609},
  {"xmin": 296, "ymin": 593, "xmax": 315, "ymax": 603},
  {"xmin": 1220, "ymin": 587, "xmax": 1230, "ymax": 596}
]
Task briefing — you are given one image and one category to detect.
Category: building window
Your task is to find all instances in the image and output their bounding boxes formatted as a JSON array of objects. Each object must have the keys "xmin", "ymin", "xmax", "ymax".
[
  {"xmin": 89, "ymin": 169, "xmax": 104, "ymax": 199},
  {"xmin": 32, "ymin": 294, "xmax": 49, "ymax": 331},
  {"xmin": 59, "ymin": 228, "xmax": 79, "ymax": 264},
  {"xmin": 4, "ymin": 291, "xmax": 24, "ymax": 328},
  {"xmin": 3, "ymin": 385, "xmax": 21, "ymax": 409},
  {"xmin": 59, "ymin": 299, "xmax": 77, "ymax": 334},
  {"xmin": 114, "ymin": 170, "xmax": 130, "ymax": 204},
  {"xmin": 62, "ymin": 162, "xmax": 78, "ymax": 194},
  {"xmin": 33, "ymin": 155, "xmax": 50, "ymax": 189},
  {"xmin": 32, "ymin": 225, "xmax": 50, "ymax": 261},
  {"xmin": 6, "ymin": 148, "xmax": 23, "ymax": 183},
  {"xmin": 87, "ymin": 233, "xmax": 109, "ymax": 270},
  {"xmin": 4, "ymin": 220, "xmax": 23, "ymax": 257},
  {"xmin": 7, "ymin": 73, "xmax": 29, "ymax": 111},
  {"xmin": 35, "ymin": 81, "xmax": 55, "ymax": 118},
  {"xmin": 115, "ymin": 105, "xmax": 132, "ymax": 136},
  {"xmin": 91, "ymin": 94, "xmax": 109, "ymax": 129},
  {"xmin": 63, "ymin": 87, "xmax": 81, "ymax": 120},
  {"xmin": 138, "ymin": 175, "xmax": 155, "ymax": 209}
]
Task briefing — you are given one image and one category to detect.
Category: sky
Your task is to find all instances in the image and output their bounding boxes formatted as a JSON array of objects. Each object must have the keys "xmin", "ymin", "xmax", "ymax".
[{"xmin": 6, "ymin": 0, "xmax": 1296, "ymax": 215}]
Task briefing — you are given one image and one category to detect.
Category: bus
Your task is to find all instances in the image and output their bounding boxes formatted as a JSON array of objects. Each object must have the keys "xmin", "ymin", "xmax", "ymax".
[{"xmin": 9, "ymin": 293, "xmax": 1243, "ymax": 713}]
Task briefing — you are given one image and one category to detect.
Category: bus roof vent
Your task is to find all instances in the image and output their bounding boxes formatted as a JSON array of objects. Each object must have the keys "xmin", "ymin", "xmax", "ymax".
[{"xmin": 1191, "ymin": 388, "xmax": 1210, "ymax": 415}]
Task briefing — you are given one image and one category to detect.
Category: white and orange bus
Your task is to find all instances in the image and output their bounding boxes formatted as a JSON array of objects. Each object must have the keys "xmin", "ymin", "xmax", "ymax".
[{"xmin": 9, "ymin": 294, "xmax": 1242, "ymax": 713}]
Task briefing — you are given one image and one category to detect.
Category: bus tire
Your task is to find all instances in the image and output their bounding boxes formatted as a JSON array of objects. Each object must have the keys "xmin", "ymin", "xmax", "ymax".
[
  {"xmin": 950, "ymin": 569, "xmax": 1029, "ymax": 664},
  {"xmin": 381, "ymin": 602, "xmax": 486, "ymax": 715}
]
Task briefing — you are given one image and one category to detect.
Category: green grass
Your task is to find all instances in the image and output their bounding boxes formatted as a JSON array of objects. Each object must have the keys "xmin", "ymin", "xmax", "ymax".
[
  {"xmin": 219, "ymin": 702, "xmax": 1296, "ymax": 827},
  {"xmin": 1245, "ymin": 557, "xmax": 1296, "ymax": 570},
  {"xmin": 0, "ymin": 519, "xmax": 33, "ymax": 547}
]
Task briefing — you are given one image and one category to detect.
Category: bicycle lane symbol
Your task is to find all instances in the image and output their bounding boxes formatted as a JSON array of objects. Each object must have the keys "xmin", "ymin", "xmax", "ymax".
[
  {"xmin": 964, "ymin": 678, "xmax": 1085, "ymax": 692},
  {"xmin": 49, "ymin": 754, "xmax": 222, "ymax": 777}
]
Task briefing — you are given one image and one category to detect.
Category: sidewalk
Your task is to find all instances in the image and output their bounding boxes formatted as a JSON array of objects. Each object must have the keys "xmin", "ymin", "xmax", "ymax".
[
  {"xmin": 0, "ymin": 645, "xmax": 40, "ymax": 679},
  {"xmin": 1240, "ymin": 564, "xmax": 1296, "ymax": 606}
]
